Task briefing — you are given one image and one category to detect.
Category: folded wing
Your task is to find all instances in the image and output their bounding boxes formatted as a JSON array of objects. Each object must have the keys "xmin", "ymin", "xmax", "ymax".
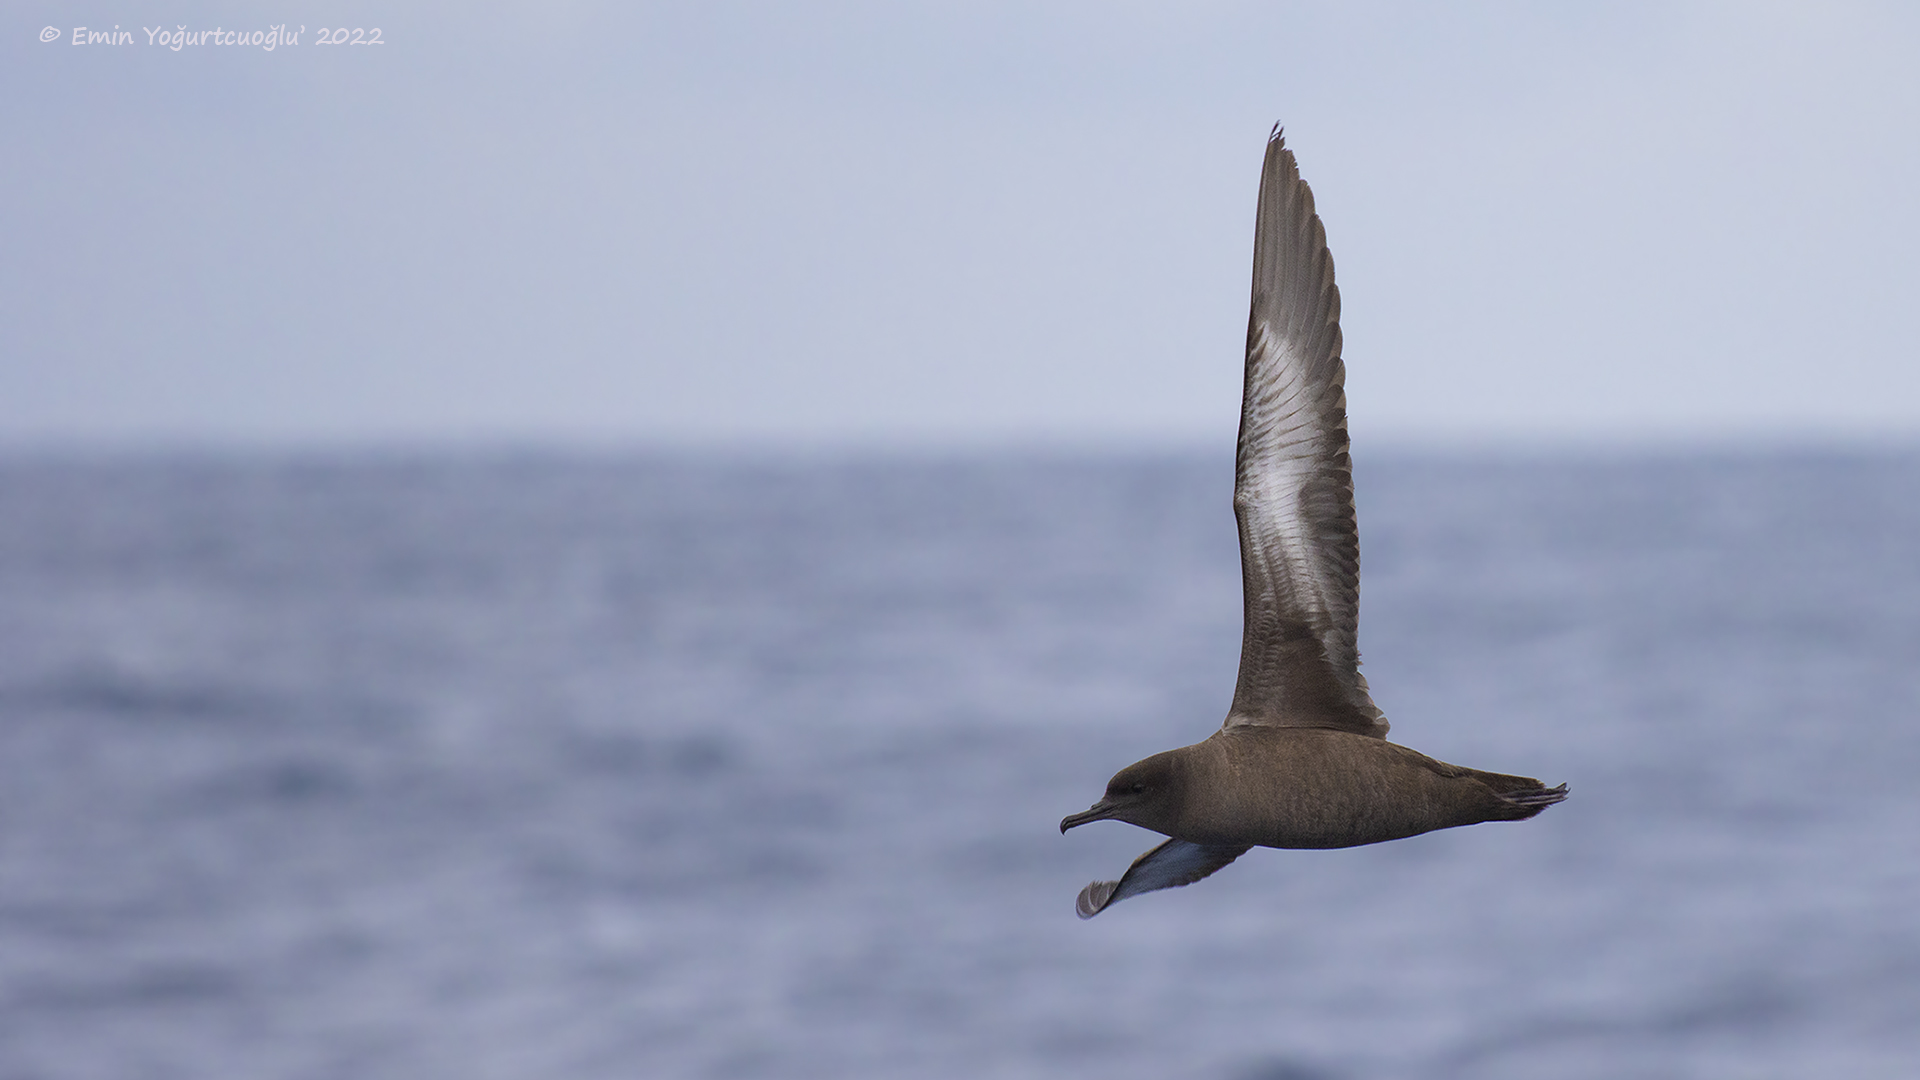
[{"xmin": 1227, "ymin": 127, "xmax": 1387, "ymax": 739}]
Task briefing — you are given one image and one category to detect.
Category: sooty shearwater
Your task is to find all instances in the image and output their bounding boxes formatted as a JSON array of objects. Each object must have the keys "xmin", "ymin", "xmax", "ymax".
[{"xmin": 1060, "ymin": 126, "xmax": 1567, "ymax": 919}]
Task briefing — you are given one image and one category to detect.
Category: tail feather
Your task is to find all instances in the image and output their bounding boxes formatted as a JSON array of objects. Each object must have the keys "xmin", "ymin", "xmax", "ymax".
[
  {"xmin": 1440, "ymin": 760, "xmax": 1569, "ymax": 820},
  {"xmin": 1496, "ymin": 781, "xmax": 1568, "ymax": 818}
]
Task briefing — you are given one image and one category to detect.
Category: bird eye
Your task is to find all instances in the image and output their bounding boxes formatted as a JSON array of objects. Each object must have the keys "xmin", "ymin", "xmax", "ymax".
[{"xmin": 1129, "ymin": 782, "xmax": 1146, "ymax": 794}]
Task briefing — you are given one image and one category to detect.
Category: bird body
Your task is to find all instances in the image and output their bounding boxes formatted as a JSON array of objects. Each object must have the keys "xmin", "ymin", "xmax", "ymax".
[
  {"xmin": 1061, "ymin": 126, "xmax": 1565, "ymax": 918},
  {"xmin": 1066, "ymin": 727, "xmax": 1558, "ymax": 852}
]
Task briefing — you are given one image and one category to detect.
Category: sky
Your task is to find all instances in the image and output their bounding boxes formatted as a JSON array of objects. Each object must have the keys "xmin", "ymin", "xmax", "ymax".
[{"xmin": 4, "ymin": 2, "xmax": 1918, "ymax": 449}]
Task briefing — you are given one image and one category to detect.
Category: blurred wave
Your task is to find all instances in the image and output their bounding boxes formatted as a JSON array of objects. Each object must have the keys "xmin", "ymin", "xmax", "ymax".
[{"xmin": 0, "ymin": 449, "xmax": 1915, "ymax": 1079}]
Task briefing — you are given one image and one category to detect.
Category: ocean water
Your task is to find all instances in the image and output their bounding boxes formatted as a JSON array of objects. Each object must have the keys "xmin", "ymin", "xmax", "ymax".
[{"xmin": 0, "ymin": 449, "xmax": 1916, "ymax": 1080}]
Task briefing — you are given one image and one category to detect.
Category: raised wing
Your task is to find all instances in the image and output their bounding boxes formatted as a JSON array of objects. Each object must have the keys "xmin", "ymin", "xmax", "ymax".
[
  {"xmin": 1075, "ymin": 839, "xmax": 1250, "ymax": 919},
  {"xmin": 1225, "ymin": 127, "xmax": 1387, "ymax": 738}
]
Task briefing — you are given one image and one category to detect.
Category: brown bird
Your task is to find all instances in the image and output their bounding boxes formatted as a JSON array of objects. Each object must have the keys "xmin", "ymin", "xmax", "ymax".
[{"xmin": 1060, "ymin": 126, "xmax": 1566, "ymax": 919}]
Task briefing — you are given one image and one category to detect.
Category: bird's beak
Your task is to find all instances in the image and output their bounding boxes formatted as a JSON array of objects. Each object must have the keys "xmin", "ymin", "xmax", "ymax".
[{"xmin": 1060, "ymin": 800, "xmax": 1117, "ymax": 833}]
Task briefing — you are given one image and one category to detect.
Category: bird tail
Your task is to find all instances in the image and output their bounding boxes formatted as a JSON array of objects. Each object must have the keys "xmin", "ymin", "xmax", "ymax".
[{"xmin": 1493, "ymin": 781, "xmax": 1568, "ymax": 818}]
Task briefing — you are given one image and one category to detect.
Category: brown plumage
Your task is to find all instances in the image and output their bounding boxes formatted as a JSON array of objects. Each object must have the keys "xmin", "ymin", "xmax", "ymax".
[{"xmin": 1060, "ymin": 126, "xmax": 1565, "ymax": 919}]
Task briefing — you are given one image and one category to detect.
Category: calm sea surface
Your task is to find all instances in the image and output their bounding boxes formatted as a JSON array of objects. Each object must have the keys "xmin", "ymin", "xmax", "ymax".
[{"xmin": 0, "ymin": 449, "xmax": 1915, "ymax": 1079}]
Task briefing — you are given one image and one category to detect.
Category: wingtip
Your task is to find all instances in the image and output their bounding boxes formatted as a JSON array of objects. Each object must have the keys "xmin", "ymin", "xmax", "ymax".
[
  {"xmin": 1075, "ymin": 880, "xmax": 1117, "ymax": 919},
  {"xmin": 1268, "ymin": 121, "xmax": 1285, "ymax": 145}
]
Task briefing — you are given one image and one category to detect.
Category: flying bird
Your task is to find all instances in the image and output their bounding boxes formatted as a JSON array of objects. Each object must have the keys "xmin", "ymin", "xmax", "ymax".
[{"xmin": 1060, "ymin": 126, "xmax": 1566, "ymax": 918}]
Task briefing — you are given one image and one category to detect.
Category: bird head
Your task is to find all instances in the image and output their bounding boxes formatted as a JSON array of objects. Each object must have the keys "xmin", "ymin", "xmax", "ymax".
[{"xmin": 1060, "ymin": 751, "xmax": 1181, "ymax": 834}]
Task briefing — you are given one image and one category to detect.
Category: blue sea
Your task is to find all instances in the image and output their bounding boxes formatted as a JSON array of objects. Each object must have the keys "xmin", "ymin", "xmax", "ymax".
[{"xmin": 1, "ymin": 449, "xmax": 1915, "ymax": 1079}]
